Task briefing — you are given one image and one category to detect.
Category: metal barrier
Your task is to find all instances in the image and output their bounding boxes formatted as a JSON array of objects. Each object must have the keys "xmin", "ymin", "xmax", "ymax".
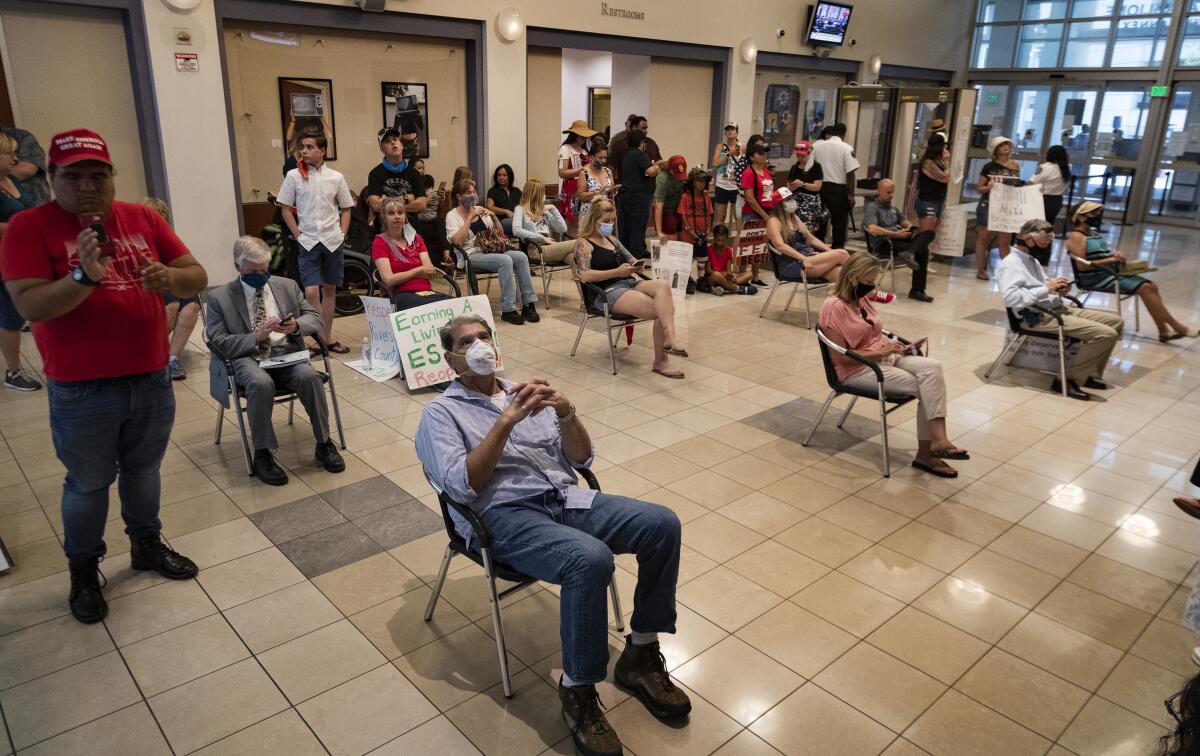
[{"xmin": 1060, "ymin": 168, "xmax": 1134, "ymax": 237}]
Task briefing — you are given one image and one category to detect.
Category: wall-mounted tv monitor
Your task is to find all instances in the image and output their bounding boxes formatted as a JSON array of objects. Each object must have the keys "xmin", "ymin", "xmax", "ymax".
[{"xmin": 807, "ymin": 1, "xmax": 853, "ymax": 46}]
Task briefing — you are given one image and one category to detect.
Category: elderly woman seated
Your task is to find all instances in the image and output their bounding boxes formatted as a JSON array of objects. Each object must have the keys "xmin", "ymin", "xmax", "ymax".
[{"xmin": 372, "ymin": 196, "xmax": 453, "ymax": 312}]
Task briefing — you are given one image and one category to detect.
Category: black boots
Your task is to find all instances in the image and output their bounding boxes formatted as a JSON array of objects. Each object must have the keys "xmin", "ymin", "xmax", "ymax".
[
  {"xmin": 68, "ymin": 556, "xmax": 106, "ymax": 624},
  {"xmin": 130, "ymin": 533, "xmax": 199, "ymax": 580}
]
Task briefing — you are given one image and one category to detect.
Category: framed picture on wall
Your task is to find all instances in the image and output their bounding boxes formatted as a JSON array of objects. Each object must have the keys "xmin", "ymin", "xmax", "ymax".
[
  {"xmin": 763, "ymin": 84, "xmax": 799, "ymax": 160},
  {"xmin": 381, "ymin": 82, "xmax": 429, "ymax": 158},
  {"xmin": 278, "ymin": 77, "xmax": 337, "ymax": 160}
]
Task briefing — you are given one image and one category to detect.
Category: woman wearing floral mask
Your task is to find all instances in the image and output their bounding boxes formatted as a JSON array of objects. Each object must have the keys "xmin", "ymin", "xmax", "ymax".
[
  {"xmin": 819, "ymin": 252, "xmax": 967, "ymax": 478},
  {"xmin": 573, "ymin": 197, "xmax": 685, "ymax": 379},
  {"xmin": 578, "ymin": 141, "xmax": 616, "ymax": 207}
]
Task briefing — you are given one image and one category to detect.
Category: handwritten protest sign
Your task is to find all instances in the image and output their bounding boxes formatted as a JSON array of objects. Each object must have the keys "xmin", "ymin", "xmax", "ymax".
[
  {"xmin": 390, "ymin": 295, "xmax": 499, "ymax": 390},
  {"xmin": 931, "ymin": 204, "xmax": 970, "ymax": 257},
  {"xmin": 657, "ymin": 241, "xmax": 693, "ymax": 299},
  {"xmin": 987, "ymin": 182, "xmax": 1044, "ymax": 233},
  {"xmin": 344, "ymin": 296, "xmax": 402, "ymax": 382},
  {"xmin": 736, "ymin": 223, "xmax": 769, "ymax": 259}
]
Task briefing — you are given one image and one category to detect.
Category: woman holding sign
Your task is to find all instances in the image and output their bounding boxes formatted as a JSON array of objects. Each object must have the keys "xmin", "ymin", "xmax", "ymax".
[
  {"xmin": 574, "ymin": 197, "xmax": 686, "ymax": 379},
  {"xmin": 373, "ymin": 197, "xmax": 452, "ymax": 312},
  {"xmin": 973, "ymin": 136, "xmax": 1022, "ymax": 281}
]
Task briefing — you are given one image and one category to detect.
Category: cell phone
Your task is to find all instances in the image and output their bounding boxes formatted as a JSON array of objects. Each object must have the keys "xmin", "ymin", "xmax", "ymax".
[
  {"xmin": 901, "ymin": 338, "xmax": 928, "ymax": 355},
  {"xmin": 90, "ymin": 223, "xmax": 108, "ymax": 243}
]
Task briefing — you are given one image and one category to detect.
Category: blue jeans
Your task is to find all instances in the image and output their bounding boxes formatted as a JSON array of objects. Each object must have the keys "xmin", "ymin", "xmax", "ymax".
[
  {"xmin": 468, "ymin": 250, "xmax": 536, "ymax": 313},
  {"xmin": 48, "ymin": 368, "xmax": 175, "ymax": 560},
  {"xmin": 481, "ymin": 491, "xmax": 681, "ymax": 684}
]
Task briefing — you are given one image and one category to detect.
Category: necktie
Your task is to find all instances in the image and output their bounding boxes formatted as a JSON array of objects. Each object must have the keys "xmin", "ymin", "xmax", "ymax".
[{"xmin": 252, "ymin": 289, "xmax": 269, "ymax": 359}]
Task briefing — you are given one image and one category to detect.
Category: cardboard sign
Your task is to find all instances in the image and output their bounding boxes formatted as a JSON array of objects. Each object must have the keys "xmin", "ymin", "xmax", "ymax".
[
  {"xmin": 931, "ymin": 204, "xmax": 970, "ymax": 257},
  {"xmin": 391, "ymin": 295, "xmax": 499, "ymax": 390},
  {"xmin": 345, "ymin": 296, "xmax": 402, "ymax": 382},
  {"xmin": 1006, "ymin": 332, "xmax": 1081, "ymax": 373},
  {"xmin": 987, "ymin": 183, "xmax": 1045, "ymax": 234},
  {"xmin": 736, "ymin": 224, "xmax": 769, "ymax": 259},
  {"xmin": 656, "ymin": 241, "xmax": 693, "ymax": 300}
]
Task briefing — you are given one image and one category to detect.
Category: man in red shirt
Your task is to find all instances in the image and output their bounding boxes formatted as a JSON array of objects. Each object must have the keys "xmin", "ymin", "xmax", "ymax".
[{"xmin": 1, "ymin": 130, "xmax": 208, "ymax": 624}]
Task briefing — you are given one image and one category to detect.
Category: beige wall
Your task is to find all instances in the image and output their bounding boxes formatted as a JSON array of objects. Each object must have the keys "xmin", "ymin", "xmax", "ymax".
[
  {"xmin": 223, "ymin": 20, "xmax": 468, "ymax": 203},
  {"xmin": 648, "ymin": 59, "xmax": 713, "ymax": 170},
  {"xmin": 526, "ymin": 47, "xmax": 563, "ymax": 189},
  {"xmin": 752, "ymin": 68, "xmax": 848, "ymax": 173},
  {"xmin": 0, "ymin": 6, "xmax": 146, "ymax": 201}
]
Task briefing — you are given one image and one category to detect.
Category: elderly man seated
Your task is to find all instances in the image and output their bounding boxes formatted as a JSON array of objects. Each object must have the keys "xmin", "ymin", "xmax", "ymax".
[
  {"xmin": 206, "ymin": 236, "xmax": 345, "ymax": 484},
  {"xmin": 863, "ymin": 178, "xmax": 935, "ymax": 303},
  {"xmin": 997, "ymin": 219, "xmax": 1124, "ymax": 401},
  {"xmin": 415, "ymin": 314, "xmax": 689, "ymax": 756}
]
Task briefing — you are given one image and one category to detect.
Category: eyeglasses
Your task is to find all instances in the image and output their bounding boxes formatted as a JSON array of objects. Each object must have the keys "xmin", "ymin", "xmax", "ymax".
[{"xmin": 1166, "ymin": 693, "xmax": 1182, "ymax": 724}]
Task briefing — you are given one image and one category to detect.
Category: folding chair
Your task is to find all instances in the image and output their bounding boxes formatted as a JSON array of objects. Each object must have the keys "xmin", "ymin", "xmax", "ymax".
[
  {"xmin": 1067, "ymin": 254, "xmax": 1140, "ymax": 331},
  {"xmin": 450, "ymin": 243, "xmax": 500, "ymax": 299},
  {"xmin": 524, "ymin": 232, "xmax": 573, "ymax": 310},
  {"xmin": 370, "ymin": 266, "xmax": 463, "ymax": 303},
  {"xmin": 862, "ymin": 231, "xmax": 898, "ymax": 293},
  {"xmin": 758, "ymin": 249, "xmax": 832, "ymax": 329},
  {"xmin": 568, "ymin": 261, "xmax": 650, "ymax": 375},
  {"xmin": 984, "ymin": 299, "xmax": 1083, "ymax": 399},
  {"xmin": 201, "ymin": 298, "xmax": 347, "ymax": 476},
  {"xmin": 423, "ymin": 467, "xmax": 624, "ymax": 698},
  {"xmin": 802, "ymin": 326, "xmax": 918, "ymax": 477}
]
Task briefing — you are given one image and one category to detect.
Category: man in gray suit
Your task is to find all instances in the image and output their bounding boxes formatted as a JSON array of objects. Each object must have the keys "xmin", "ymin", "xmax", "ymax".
[{"xmin": 206, "ymin": 236, "xmax": 345, "ymax": 485}]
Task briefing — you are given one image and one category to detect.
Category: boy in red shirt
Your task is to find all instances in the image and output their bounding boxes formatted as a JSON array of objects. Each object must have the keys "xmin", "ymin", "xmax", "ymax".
[{"xmin": 706, "ymin": 224, "xmax": 756, "ymax": 296}]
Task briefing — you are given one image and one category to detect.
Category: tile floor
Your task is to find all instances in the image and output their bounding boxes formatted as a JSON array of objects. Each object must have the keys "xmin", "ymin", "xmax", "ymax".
[{"xmin": 1, "ymin": 221, "xmax": 1199, "ymax": 755}]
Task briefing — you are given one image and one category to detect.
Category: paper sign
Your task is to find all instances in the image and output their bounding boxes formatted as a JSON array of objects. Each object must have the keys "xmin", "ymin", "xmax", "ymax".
[
  {"xmin": 345, "ymin": 296, "xmax": 402, "ymax": 382},
  {"xmin": 391, "ymin": 295, "xmax": 498, "ymax": 390},
  {"xmin": 931, "ymin": 204, "xmax": 970, "ymax": 257},
  {"xmin": 987, "ymin": 183, "xmax": 1045, "ymax": 234},
  {"xmin": 735, "ymin": 225, "xmax": 769, "ymax": 259},
  {"xmin": 174, "ymin": 53, "xmax": 198, "ymax": 72},
  {"xmin": 656, "ymin": 241, "xmax": 693, "ymax": 300}
]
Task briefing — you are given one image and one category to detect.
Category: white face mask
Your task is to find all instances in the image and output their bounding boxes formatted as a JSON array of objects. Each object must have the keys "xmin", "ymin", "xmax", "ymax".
[
  {"xmin": 461, "ymin": 339, "xmax": 498, "ymax": 376},
  {"xmin": 783, "ymin": 199, "xmax": 798, "ymax": 214}
]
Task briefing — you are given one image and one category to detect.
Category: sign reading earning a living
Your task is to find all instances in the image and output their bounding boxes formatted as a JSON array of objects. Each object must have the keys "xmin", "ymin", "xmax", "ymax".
[
  {"xmin": 600, "ymin": 2, "xmax": 644, "ymax": 19},
  {"xmin": 391, "ymin": 295, "xmax": 500, "ymax": 390},
  {"xmin": 345, "ymin": 296, "xmax": 402, "ymax": 382}
]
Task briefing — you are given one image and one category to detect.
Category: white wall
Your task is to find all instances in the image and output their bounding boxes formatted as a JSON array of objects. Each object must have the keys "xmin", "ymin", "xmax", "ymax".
[
  {"xmin": 561, "ymin": 49, "xmax": 611, "ymax": 131},
  {"xmin": 610, "ymin": 54, "xmax": 651, "ymax": 136}
]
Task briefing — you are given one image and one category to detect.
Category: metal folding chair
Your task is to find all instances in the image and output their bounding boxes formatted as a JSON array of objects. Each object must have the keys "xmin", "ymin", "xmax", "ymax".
[
  {"xmin": 1068, "ymin": 254, "xmax": 1140, "ymax": 332},
  {"xmin": 984, "ymin": 298, "xmax": 1084, "ymax": 399},
  {"xmin": 568, "ymin": 261, "xmax": 650, "ymax": 375},
  {"xmin": 758, "ymin": 250, "xmax": 832, "ymax": 329}
]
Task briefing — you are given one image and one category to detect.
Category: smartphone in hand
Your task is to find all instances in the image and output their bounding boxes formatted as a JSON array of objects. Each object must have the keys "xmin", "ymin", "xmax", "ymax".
[{"xmin": 901, "ymin": 337, "xmax": 928, "ymax": 356}]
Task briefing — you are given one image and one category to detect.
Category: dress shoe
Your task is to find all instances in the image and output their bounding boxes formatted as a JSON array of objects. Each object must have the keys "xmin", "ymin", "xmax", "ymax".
[
  {"xmin": 1051, "ymin": 378, "xmax": 1091, "ymax": 401},
  {"xmin": 559, "ymin": 679, "xmax": 623, "ymax": 756},
  {"xmin": 908, "ymin": 291, "xmax": 934, "ymax": 303},
  {"xmin": 613, "ymin": 635, "xmax": 692, "ymax": 719},
  {"xmin": 130, "ymin": 533, "xmax": 198, "ymax": 580},
  {"xmin": 68, "ymin": 556, "xmax": 107, "ymax": 624},
  {"xmin": 500, "ymin": 310, "xmax": 525, "ymax": 326},
  {"xmin": 315, "ymin": 440, "xmax": 346, "ymax": 473},
  {"xmin": 1084, "ymin": 377, "xmax": 1108, "ymax": 390},
  {"xmin": 521, "ymin": 303, "xmax": 541, "ymax": 323},
  {"xmin": 253, "ymin": 449, "xmax": 289, "ymax": 486}
]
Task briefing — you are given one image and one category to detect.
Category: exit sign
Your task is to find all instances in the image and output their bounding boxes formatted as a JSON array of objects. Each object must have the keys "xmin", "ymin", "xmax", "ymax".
[{"xmin": 1150, "ymin": 85, "xmax": 1169, "ymax": 97}]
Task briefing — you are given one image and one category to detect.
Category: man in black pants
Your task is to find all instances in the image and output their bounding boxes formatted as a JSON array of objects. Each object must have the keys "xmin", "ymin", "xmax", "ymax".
[
  {"xmin": 864, "ymin": 178, "xmax": 935, "ymax": 302},
  {"xmin": 811, "ymin": 122, "xmax": 859, "ymax": 250},
  {"xmin": 618, "ymin": 130, "xmax": 666, "ymax": 259}
]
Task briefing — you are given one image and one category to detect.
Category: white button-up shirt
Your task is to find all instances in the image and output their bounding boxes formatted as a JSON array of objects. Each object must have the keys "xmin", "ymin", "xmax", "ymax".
[
  {"xmin": 241, "ymin": 280, "xmax": 287, "ymax": 346},
  {"xmin": 277, "ymin": 162, "xmax": 354, "ymax": 252},
  {"xmin": 811, "ymin": 136, "xmax": 860, "ymax": 185}
]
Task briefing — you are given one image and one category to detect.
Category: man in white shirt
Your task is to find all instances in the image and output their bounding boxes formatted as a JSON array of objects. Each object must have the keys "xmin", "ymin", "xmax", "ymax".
[
  {"xmin": 811, "ymin": 122, "xmax": 859, "ymax": 249},
  {"xmin": 277, "ymin": 134, "xmax": 354, "ymax": 353},
  {"xmin": 997, "ymin": 219, "xmax": 1123, "ymax": 401}
]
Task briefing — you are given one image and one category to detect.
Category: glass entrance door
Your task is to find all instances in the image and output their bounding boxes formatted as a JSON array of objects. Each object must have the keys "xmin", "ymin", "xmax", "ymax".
[
  {"xmin": 1051, "ymin": 86, "xmax": 1100, "ymax": 185},
  {"xmin": 1149, "ymin": 83, "xmax": 1200, "ymax": 224}
]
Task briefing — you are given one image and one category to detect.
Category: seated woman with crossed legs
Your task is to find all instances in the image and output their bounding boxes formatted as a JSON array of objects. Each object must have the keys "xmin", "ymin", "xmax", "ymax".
[{"xmin": 765, "ymin": 188, "xmax": 849, "ymax": 283}]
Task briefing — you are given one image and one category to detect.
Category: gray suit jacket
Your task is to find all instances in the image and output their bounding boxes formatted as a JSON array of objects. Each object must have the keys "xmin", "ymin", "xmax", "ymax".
[{"xmin": 206, "ymin": 277, "xmax": 323, "ymax": 406}]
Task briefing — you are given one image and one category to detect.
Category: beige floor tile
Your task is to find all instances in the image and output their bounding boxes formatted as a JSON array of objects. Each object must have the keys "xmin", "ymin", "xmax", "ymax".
[
  {"xmin": 667, "ymin": 469, "xmax": 753, "ymax": 509},
  {"xmin": 0, "ymin": 508, "xmax": 52, "ymax": 548},
  {"xmin": 370, "ymin": 715, "xmax": 483, "ymax": 756},
  {"xmin": 913, "ymin": 577, "xmax": 1028, "ymax": 644},
  {"xmin": 736, "ymin": 602, "xmax": 855, "ymax": 679},
  {"xmin": 474, "ymin": 590, "xmax": 564, "ymax": 667},
  {"xmin": 198, "ymin": 547, "xmax": 306, "ymax": 610},
  {"xmin": 793, "ymin": 571, "xmax": 905, "ymax": 639},
  {"xmin": 224, "ymin": 581, "xmax": 343, "ymax": 653},
  {"xmin": 122, "ymin": 614, "xmax": 250, "ymax": 697},
  {"xmin": 394, "ymin": 623, "xmax": 524, "ymax": 711},
  {"xmin": 815, "ymin": 642, "xmax": 946, "ymax": 732},
  {"xmin": 867, "ymin": 606, "xmax": 990, "ymax": 686},
  {"xmin": 952, "ymin": 550, "xmax": 1059, "ymax": 609},
  {"xmin": 0, "ymin": 612, "xmax": 113, "ymax": 690},
  {"xmin": 606, "ymin": 678, "xmax": 743, "ymax": 756},
  {"xmin": 445, "ymin": 668, "xmax": 568, "ymax": 756},
  {"xmin": 0, "ymin": 537, "xmax": 66, "ymax": 590},
  {"xmin": 713, "ymin": 452, "xmax": 795, "ymax": 490},
  {"xmin": 775, "ymin": 517, "xmax": 873, "ymax": 568},
  {"xmin": 1130, "ymin": 617, "xmax": 1200, "ymax": 677},
  {"xmin": 18, "ymin": 702, "xmax": 171, "ymax": 756},
  {"xmin": 1097, "ymin": 528, "xmax": 1198, "ymax": 582},
  {"xmin": 193, "ymin": 709, "xmax": 326, "ymax": 756},
  {"xmin": 681, "ymin": 512, "xmax": 766, "ymax": 563},
  {"xmin": 352, "ymin": 585, "xmax": 471, "ymax": 659},
  {"xmin": 854, "ymin": 478, "xmax": 943, "ymax": 519},
  {"xmin": 259, "ymin": 619, "xmax": 386, "ymax": 704},
  {"xmin": 224, "ymin": 476, "xmax": 321, "ymax": 515},
  {"xmin": 711, "ymin": 729, "xmax": 785, "ymax": 756},
  {"xmin": 104, "ymin": 577, "xmax": 217, "ymax": 646},
  {"xmin": 0, "ymin": 569, "xmax": 70, "ymax": 635},
  {"xmin": 1058, "ymin": 695, "xmax": 1168, "ymax": 756},
  {"xmin": 997, "ymin": 613, "xmax": 1123, "ymax": 691},
  {"xmin": 717, "ymin": 492, "xmax": 808, "ymax": 537},
  {"xmin": 1097, "ymin": 654, "xmax": 1188, "ymax": 729},
  {"xmin": 158, "ymin": 491, "xmax": 243, "ymax": 540},
  {"xmin": 299, "ymin": 662, "xmax": 439, "ymax": 756},
  {"xmin": 805, "ymin": 457, "xmax": 883, "ymax": 494},
  {"xmin": 627, "ymin": 417, "xmax": 700, "ymax": 449},
  {"xmin": 750, "ymin": 683, "xmax": 896, "ymax": 756},
  {"xmin": 674, "ymin": 635, "xmax": 804, "ymax": 725},
  {"xmin": 389, "ymin": 531, "xmax": 470, "ymax": 583},
  {"xmin": 0, "ymin": 482, "xmax": 37, "ymax": 519},
  {"xmin": 817, "ymin": 497, "xmax": 910, "ymax": 541},
  {"xmin": 663, "ymin": 434, "xmax": 743, "ymax": 468},
  {"xmin": 1035, "ymin": 581, "xmax": 1153, "ymax": 650},
  {"xmin": 838, "ymin": 546, "xmax": 945, "ymax": 603},
  {"xmin": 705, "ymin": 422, "xmax": 779, "ymax": 452},
  {"xmin": 621, "ymin": 449, "xmax": 703, "ymax": 486},
  {"xmin": 726, "ymin": 539, "xmax": 829, "ymax": 597},
  {"xmin": 1073, "ymin": 466, "xmax": 1158, "ymax": 506},
  {"xmin": 949, "ymin": 480, "xmax": 1041, "ymax": 523},
  {"xmin": 880, "ymin": 738, "xmax": 934, "ymax": 756},
  {"xmin": 168, "ymin": 517, "xmax": 272, "ymax": 570},
  {"xmin": 760, "ymin": 472, "xmax": 850, "ymax": 514},
  {"xmin": 312, "ymin": 551, "xmax": 422, "ymax": 615},
  {"xmin": 988, "ymin": 526, "xmax": 1089, "ymax": 578},
  {"xmin": 954, "ymin": 648, "xmax": 1089, "ymax": 740},
  {"xmin": 657, "ymin": 602, "xmax": 729, "ymax": 671},
  {"xmin": 903, "ymin": 689, "xmax": 1050, "ymax": 756},
  {"xmin": 917, "ymin": 502, "xmax": 1011, "ymax": 547},
  {"xmin": 749, "ymin": 437, "xmax": 827, "ymax": 474},
  {"xmin": 437, "ymin": 563, "xmax": 540, "ymax": 622},
  {"xmin": 880, "ymin": 522, "xmax": 980, "ymax": 573},
  {"xmin": 1019, "ymin": 503, "xmax": 1116, "ymax": 551},
  {"xmin": 676, "ymin": 565, "xmax": 782, "ymax": 631},
  {"xmin": 1045, "ymin": 483, "xmax": 1138, "ymax": 526},
  {"xmin": 0, "ymin": 651, "xmax": 141, "ymax": 750}
]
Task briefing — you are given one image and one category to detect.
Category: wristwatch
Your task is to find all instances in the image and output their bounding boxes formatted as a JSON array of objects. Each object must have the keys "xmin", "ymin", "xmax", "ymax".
[
  {"xmin": 71, "ymin": 267, "xmax": 100, "ymax": 286},
  {"xmin": 556, "ymin": 403, "xmax": 577, "ymax": 423}
]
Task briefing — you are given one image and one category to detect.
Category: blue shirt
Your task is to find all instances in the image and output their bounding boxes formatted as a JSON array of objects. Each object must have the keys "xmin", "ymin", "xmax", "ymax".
[{"xmin": 415, "ymin": 378, "xmax": 596, "ymax": 539}]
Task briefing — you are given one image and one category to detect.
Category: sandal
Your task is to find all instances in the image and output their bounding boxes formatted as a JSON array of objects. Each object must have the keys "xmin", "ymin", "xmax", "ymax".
[
  {"xmin": 932, "ymin": 447, "xmax": 970, "ymax": 460},
  {"xmin": 652, "ymin": 368, "xmax": 686, "ymax": 380},
  {"xmin": 912, "ymin": 458, "xmax": 958, "ymax": 478},
  {"xmin": 665, "ymin": 346, "xmax": 689, "ymax": 358},
  {"xmin": 327, "ymin": 341, "xmax": 351, "ymax": 354},
  {"xmin": 976, "ymin": 272, "xmax": 990, "ymax": 281},
  {"xmin": 1174, "ymin": 497, "xmax": 1200, "ymax": 521}
]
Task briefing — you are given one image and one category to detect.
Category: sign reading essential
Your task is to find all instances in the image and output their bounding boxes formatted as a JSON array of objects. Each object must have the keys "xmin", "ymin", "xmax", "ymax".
[{"xmin": 391, "ymin": 295, "xmax": 500, "ymax": 390}]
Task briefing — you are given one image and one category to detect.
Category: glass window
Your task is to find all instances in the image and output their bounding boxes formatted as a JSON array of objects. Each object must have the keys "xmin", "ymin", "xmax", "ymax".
[
  {"xmin": 1192, "ymin": 0, "xmax": 1200, "ymax": 11},
  {"xmin": 1011, "ymin": 86, "xmax": 1053, "ymax": 152},
  {"xmin": 1017, "ymin": 23, "xmax": 1064, "ymax": 67},
  {"xmin": 1024, "ymin": 0, "xmax": 1067, "ymax": 19},
  {"xmin": 1071, "ymin": 0, "xmax": 1114, "ymax": 16},
  {"xmin": 1052, "ymin": 88, "xmax": 1098, "ymax": 166},
  {"xmin": 1111, "ymin": 17, "xmax": 1170, "ymax": 67},
  {"xmin": 973, "ymin": 24, "xmax": 1018, "ymax": 68},
  {"xmin": 1063, "ymin": 20, "xmax": 1111, "ymax": 66},
  {"xmin": 1162, "ymin": 84, "xmax": 1200, "ymax": 162},
  {"xmin": 1118, "ymin": 0, "xmax": 1173, "ymax": 15},
  {"xmin": 978, "ymin": 0, "xmax": 1023, "ymax": 22},
  {"xmin": 1094, "ymin": 88, "xmax": 1151, "ymax": 161},
  {"xmin": 1180, "ymin": 16, "xmax": 1200, "ymax": 67},
  {"xmin": 972, "ymin": 85, "xmax": 1011, "ymax": 149}
]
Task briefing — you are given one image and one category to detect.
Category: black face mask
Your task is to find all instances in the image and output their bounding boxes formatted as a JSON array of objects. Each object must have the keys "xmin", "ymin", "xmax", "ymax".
[
  {"xmin": 1028, "ymin": 243, "xmax": 1052, "ymax": 259},
  {"xmin": 1086, "ymin": 214, "xmax": 1102, "ymax": 229},
  {"xmin": 853, "ymin": 283, "xmax": 876, "ymax": 301}
]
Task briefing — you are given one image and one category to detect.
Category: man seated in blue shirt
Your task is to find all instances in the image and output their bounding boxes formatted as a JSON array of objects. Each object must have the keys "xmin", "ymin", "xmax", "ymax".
[
  {"xmin": 863, "ymin": 178, "xmax": 935, "ymax": 303},
  {"xmin": 415, "ymin": 314, "xmax": 689, "ymax": 756}
]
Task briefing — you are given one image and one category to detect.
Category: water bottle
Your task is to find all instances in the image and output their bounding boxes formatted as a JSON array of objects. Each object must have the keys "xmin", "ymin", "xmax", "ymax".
[{"xmin": 361, "ymin": 337, "xmax": 372, "ymax": 370}]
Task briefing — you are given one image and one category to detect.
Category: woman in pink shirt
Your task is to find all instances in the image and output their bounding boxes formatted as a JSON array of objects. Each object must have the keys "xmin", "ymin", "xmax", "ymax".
[{"xmin": 818, "ymin": 252, "xmax": 967, "ymax": 477}]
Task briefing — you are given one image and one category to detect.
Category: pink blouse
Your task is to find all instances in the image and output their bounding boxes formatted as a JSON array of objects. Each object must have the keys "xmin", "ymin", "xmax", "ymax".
[{"xmin": 818, "ymin": 295, "xmax": 885, "ymax": 382}]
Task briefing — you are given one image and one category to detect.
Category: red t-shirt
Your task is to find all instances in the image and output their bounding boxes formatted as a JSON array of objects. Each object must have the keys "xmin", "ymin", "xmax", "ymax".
[
  {"xmin": 0, "ymin": 201, "xmax": 189, "ymax": 382},
  {"xmin": 678, "ymin": 191, "xmax": 713, "ymax": 244},
  {"xmin": 740, "ymin": 166, "xmax": 776, "ymax": 215},
  {"xmin": 707, "ymin": 243, "xmax": 734, "ymax": 273},
  {"xmin": 371, "ymin": 232, "xmax": 432, "ymax": 293}
]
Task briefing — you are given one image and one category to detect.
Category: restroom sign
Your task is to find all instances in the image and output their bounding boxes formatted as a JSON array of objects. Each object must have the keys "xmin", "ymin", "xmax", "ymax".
[{"xmin": 175, "ymin": 53, "xmax": 198, "ymax": 72}]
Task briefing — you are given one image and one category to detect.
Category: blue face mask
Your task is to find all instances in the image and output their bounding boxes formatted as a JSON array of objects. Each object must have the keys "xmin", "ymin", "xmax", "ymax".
[
  {"xmin": 599, "ymin": 221, "xmax": 615, "ymax": 237},
  {"xmin": 241, "ymin": 271, "xmax": 270, "ymax": 290},
  {"xmin": 381, "ymin": 158, "xmax": 408, "ymax": 174}
]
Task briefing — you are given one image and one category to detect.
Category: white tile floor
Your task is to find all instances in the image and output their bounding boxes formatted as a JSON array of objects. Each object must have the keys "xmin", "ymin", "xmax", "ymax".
[{"xmin": 1, "ymin": 220, "xmax": 1199, "ymax": 755}]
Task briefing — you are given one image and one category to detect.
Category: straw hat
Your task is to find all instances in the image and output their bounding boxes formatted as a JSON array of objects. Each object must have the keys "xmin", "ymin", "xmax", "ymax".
[{"xmin": 563, "ymin": 120, "xmax": 598, "ymax": 138}]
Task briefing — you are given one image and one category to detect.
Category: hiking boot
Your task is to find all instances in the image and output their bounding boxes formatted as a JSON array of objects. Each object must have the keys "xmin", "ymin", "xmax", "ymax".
[
  {"xmin": 253, "ymin": 449, "xmax": 288, "ymax": 486},
  {"xmin": 613, "ymin": 635, "xmax": 692, "ymax": 720},
  {"xmin": 130, "ymin": 533, "xmax": 198, "ymax": 580},
  {"xmin": 315, "ymin": 440, "xmax": 345, "ymax": 473},
  {"xmin": 521, "ymin": 303, "xmax": 541, "ymax": 323},
  {"xmin": 501, "ymin": 310, "xmax": 525, "ymax": 326},
  {"xmin": 559, "ymin": 679, "xmax": 623, "ymax": 756},
  {"xmin": 68, "ymin": 556, "xmax": 107, "ymax": 624}
]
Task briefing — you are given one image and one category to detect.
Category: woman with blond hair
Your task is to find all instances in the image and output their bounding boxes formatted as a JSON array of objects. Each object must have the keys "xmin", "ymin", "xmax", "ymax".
[
  {"xmin": 818, "ymin": 251, "xmax": 967, "ymax": 478},
  {"xmin": 574, "ymin": 197, "xmax": 686, "ymax": 378},
  {"xmin": 511, "ymin": 178, "xmax": 575, "ymax": 265},
  {"xmin": 372, "ymin": 196, "xmax": 452, "ymax": 312}
]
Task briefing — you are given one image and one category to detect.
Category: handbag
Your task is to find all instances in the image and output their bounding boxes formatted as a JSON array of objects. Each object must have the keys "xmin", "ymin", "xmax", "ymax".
[{"xmin": 474, "ymin": 223, "xmax": 508, "ymax": 254}]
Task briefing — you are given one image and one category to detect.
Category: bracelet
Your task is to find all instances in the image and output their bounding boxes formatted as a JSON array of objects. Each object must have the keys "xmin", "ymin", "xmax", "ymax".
[{"xmin": 556, "ymin": 403, "xmax": 576, "ymax": 423}]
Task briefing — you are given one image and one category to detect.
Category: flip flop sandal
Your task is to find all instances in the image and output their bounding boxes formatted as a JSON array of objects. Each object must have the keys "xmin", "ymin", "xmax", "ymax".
[
  {"xmin": 308, "ymin": 346, "xmax": 322, "ymax": 357},
  {"xmin": 327, "ymin": 342, "xmax": 351, "ymax": 354},
  {"xmin": 932, "ymin": 448, "xmax": 970, "ymax": 460},
  {"xmin": 976, "ymin": 272, "xmax": 990, "ymax": 281},
  {"xmin": 652, "ymin": 368, "xmax": 686, "ymax": 380},
  {"xmin": 1159, "ymin": 332, "xmax": 1186, "ymax": 343},
  {"xmin": 1173, "ymin": 497, "xmax": 1200, "ymax": 521},
  {"xmin": 912, "ymin": 459, "xmax": 958, "ymax": 478},
  {"xmin": 665, "ymin": 347, "xmax": 689, "ymax": 358}
]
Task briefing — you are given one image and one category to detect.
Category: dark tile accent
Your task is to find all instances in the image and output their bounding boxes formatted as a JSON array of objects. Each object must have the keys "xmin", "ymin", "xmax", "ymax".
[
  {"xmin": 743, "ymin": 397, "xmax": 884, "ymax": 454},
  {"xmin": 321, "ymin": 475, "xmax": 416, "ymax": 520},
  {"xmin": 964, "ymin": 308, "xmax": 1010, "ymax": 327},
  {"xmin": 352, "ymin": 499, "xmax": 443, "ymax": 551},
  {"xmin": 248, "ymin": 495, "xmax": 347, "ymax": 545},
  {"xmin": 276, "ymin": 522, "xmax": 382, "ymax": 579}
]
